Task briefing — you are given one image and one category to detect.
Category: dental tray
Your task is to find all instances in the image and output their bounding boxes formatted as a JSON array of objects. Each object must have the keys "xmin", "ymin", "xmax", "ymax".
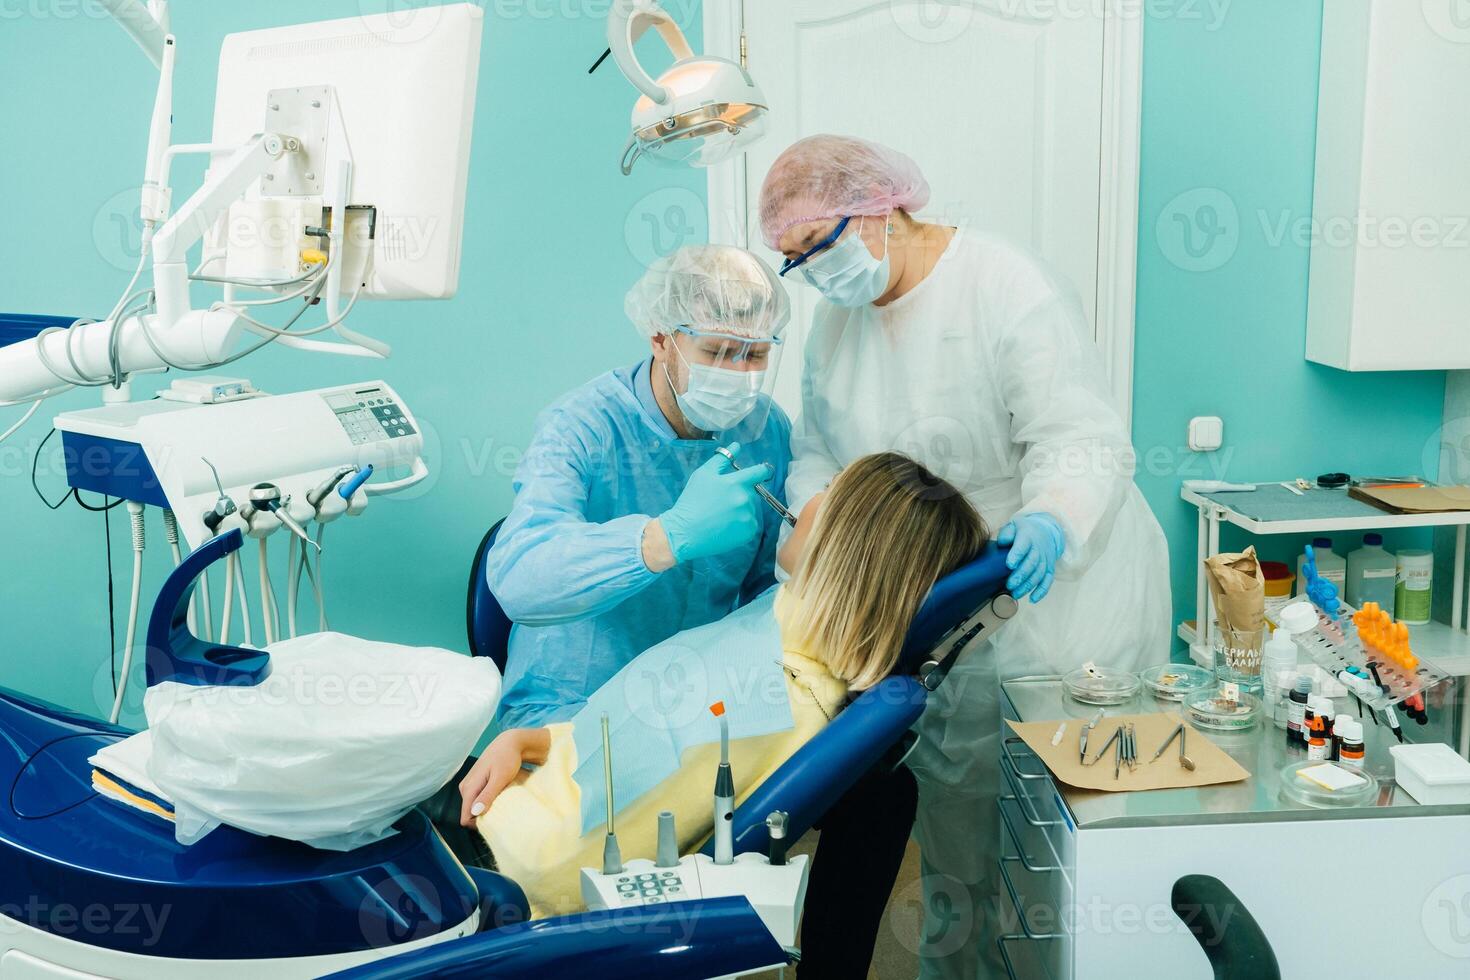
[{"xmin": 1283, "ymin": 601, "xmax": 1449, "ymax": 712}]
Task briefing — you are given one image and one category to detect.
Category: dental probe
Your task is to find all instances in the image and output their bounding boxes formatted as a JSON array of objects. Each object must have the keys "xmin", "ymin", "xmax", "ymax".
[{"xmin": 714, "ymin": 446, "xmax": 798, "ymax": 527}]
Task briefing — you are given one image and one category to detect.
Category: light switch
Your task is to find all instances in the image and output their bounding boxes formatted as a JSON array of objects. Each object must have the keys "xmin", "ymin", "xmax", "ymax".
[{"xmin": 1189, "ymin": 416, "xmax": 1223, "ymax": 452}]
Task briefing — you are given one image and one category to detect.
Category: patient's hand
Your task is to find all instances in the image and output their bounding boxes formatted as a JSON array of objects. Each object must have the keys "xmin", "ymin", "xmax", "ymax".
[
  {"xmin": 776, "ymin": 492, "xmax": 826, "ymax": 575},
  {"xmin": 459, "ymin": 727, "xmax": 552, "ymax": 827}
]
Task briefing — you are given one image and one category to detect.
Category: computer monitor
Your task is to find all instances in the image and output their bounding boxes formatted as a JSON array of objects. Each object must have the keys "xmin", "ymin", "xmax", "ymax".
[{"xmin": 209, "ymin": 3, "xmax": 483, "ymax": 301}]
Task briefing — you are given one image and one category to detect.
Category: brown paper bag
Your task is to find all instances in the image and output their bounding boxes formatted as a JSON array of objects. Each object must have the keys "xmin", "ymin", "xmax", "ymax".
[{"xmin": 1204, "ymin": 546, "xmax": 1266, "ymax": 670}]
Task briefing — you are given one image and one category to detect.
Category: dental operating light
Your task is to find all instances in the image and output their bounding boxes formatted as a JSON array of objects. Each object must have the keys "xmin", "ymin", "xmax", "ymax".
[{"xmin": 607, "ymin": 0, "xmax": 769, "ymax": 175}]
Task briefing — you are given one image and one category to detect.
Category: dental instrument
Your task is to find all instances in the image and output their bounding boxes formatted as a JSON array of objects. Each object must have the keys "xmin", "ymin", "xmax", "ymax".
[
  {"xmin": 1086, "ymin": 723, "xmax": 1122, "ymax": 766},
  {"xmin": 766, "ymin": 811, "xmax": 789, "ymax": 867},
  {"xmin": 712, "ymin": 701, "xmax": 735, "ymax": 866},
  {"xmin": 1050, "ymin": 721, "xmax": 1067, "ymax": 746},
  {"xmin": 600, "ymin": 711, "xmax": 623, "ymax": 875},
  {"xmin": 1151, "ymin": 723, "xmax": 1185, "ymax": 763},
  {"xmin": 714, "ymin": 445, "xmax": 798, "ymax": 527},
  {"xmin": 1079, "ymin": 708, "xmax": 1104, "ymax": 764}
]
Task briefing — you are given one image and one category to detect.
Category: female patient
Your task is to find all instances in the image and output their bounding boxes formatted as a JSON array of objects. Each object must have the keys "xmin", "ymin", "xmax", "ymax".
[{"xmin": 458, "ymin": 452, "xmax": 988, "ymax": 915}]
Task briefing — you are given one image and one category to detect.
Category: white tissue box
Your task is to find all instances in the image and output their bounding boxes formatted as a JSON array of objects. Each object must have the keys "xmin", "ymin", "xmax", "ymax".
[{"xmin": 1390, "ymin": 743, "xmax": 1470, "ymax": 805}]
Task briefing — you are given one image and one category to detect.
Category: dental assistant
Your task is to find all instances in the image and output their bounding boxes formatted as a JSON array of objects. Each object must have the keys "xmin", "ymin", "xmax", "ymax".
[
  {"xmin": 761, "ymin": 134, "xmax": 1171, "ymax": 979},
  {"xmin": 486, "ymin": 244, "xmax": 792, "ymax": 729}
]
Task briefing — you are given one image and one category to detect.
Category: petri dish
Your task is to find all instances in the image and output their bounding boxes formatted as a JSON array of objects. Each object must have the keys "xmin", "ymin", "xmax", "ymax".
[
  {"xmin": 1186, "ymin": 691, "xmax": 1260, "ymax": 731},
  {"xmin": 1062, "ymin": 667, "xmax": 1141, "ymax": 706},
  {"xmin": 1140, "ymin": 664, "xmax": 1215, "ymax": 703},
  {"xmin": 1279, "ymin": 760, "xmax": 1379, "ymax": 808}
]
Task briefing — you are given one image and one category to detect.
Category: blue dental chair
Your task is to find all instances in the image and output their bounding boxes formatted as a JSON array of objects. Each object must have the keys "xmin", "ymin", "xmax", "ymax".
[
  {"xmin": 0, "ymin": 517, "xmax": 1016, "ymax": 979},
  {"xmin": 467, "ymin": 518, "xmax": 1017, "ymax": 856}
]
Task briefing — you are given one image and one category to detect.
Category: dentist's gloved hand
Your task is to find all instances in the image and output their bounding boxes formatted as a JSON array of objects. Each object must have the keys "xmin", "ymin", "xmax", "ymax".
[
  {"xmin": 1303, "ymin": 544, "xmax": 1341, "ymax": 620},
  {"xmin": 998, "ymin": 513, "xmax": 1066, "ymax": 603},
  {"xmin": 658, "ymin": 443, "xmax": 773, "ymax": 563}
]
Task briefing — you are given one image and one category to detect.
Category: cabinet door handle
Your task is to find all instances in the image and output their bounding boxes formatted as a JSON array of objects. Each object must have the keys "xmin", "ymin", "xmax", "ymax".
[
  {"xmin": 998, "ymin": 856, "xmax": 1065, "ymax": 940},
  {"xmin": 1001, "ymin": 735, "xmax": 1050, "ymax": 779},
  {"xmin": 1000, "ymin": 753, "xmax": 1060, "ymax": 827},
  {"xmin": 997, "ymin": 795, "xmax": 1061, "ymax": 874},
  {"xmin": 998, "ymin": 933, "xmax": 1057, "ymax": 980}
]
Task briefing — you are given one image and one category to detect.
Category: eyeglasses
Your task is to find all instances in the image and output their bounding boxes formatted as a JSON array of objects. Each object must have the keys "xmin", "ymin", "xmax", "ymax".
[
  {"xmin": 672, "ymin": 325, "xmax": 783, "ymax": 365},
  {"xmin": 777, "ymin": 216, "xmax": 852, "ymax": 278}
]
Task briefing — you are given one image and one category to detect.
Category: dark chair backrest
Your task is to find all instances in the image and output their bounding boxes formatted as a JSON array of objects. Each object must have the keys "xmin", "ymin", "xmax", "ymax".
[{"xmin": 466, "ymin": 519, "xmax": 512, "ymax": 674}]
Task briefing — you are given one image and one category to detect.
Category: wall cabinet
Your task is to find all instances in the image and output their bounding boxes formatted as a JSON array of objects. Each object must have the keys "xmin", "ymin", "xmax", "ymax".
[{"xmin": 1306, "ymin": 0, "xmax": 1470, "ymax": 371}]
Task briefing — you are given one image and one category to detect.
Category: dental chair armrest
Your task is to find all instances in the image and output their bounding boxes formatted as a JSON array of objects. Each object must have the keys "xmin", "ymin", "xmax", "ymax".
[
  {"xmin": 465, "ymin": 867, "xmax": 530, "ymax": 932},
  {"xmin": 321, "ymin": 896, "xmax": 787, "ymax": 980},
  {"xmin": 704, "ymin": 675, "xmax": 928, "ymax": 859}
]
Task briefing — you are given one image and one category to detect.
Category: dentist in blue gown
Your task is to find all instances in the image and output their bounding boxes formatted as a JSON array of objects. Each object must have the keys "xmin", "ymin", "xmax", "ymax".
[
  {"xmin": 486, "ymin": 244, "xmax": 792, "ymax": 729},
  {"xmin": 473, "ymin": 244, "xmax": 919, "ymax": 978}
]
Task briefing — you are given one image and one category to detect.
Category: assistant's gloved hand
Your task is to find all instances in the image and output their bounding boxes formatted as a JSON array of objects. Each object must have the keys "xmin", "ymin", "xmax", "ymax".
[
  {"xmin": 998, "ymin": 513, "xmax": 1066, "ymax": 603},
  {"xmin": 1302, "ymin": 544, "xmax": 1341, "ymax": 620},
  {"xmin": 659, "ymin": 443, "xmax": 773, "ymax": 564}
]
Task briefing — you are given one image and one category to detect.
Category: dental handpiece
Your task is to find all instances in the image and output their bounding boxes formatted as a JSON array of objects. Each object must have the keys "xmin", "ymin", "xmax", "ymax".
[
  {"xmin": 711, "ymin": 702, "xmax": 734, "ymax": 866},
  {"xmin": 714, "ymin": 446, "xmax": 798, "ymax": 527}
]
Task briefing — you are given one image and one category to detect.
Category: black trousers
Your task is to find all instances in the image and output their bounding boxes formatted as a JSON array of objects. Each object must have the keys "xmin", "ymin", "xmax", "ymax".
[{"xmin": 798, "ymin": 746, "xmax": 919, "ymax": 979}]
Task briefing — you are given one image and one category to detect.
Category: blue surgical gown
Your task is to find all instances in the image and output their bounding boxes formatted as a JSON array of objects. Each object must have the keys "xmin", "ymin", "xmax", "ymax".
[{"xmin": 488, "ymin": 359, "xmax": 792, "ymax": 728}]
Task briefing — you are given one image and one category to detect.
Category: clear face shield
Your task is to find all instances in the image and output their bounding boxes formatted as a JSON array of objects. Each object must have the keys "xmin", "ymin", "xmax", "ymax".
[{"xmin": 662, "ymin": 325, "xmax": 785, "ymax": 448}]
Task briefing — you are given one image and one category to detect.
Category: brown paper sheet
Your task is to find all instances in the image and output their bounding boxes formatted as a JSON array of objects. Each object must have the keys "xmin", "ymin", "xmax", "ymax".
[
  {"xmin": 1006, "ymin": 713, "xmax": 1250, "ymax": 793},
  {"xmin": 1350, "ymin": 485, "xmax": 1470, "ymax": 514}
]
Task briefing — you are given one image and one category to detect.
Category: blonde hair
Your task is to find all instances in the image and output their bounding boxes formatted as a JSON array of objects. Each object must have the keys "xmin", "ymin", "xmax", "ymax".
[{"xmin": 785, "ymin": 453, "xmax": 989, "ymax": 690}]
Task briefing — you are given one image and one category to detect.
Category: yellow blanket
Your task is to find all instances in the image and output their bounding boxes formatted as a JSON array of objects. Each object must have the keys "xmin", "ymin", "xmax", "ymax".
[{"xmin": 478, "ymin": 593, "xmax": 845, "ymax": 917}]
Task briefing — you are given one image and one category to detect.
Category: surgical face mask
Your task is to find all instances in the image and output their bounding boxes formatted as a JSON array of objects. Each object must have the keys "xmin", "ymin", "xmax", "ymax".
[
  {"xmin": 799, "ymin": 218, "xmax": 891, "ymax": 308},
  {"xmin": 663, "ymin": 345, "xmax": 766, "ymax": 433}
]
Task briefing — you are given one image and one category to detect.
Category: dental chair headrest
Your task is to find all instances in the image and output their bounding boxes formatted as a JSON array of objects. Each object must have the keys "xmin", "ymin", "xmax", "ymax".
[{"xmin": 896, "ymin": 543, "xmax": 1012, "ymax": 675}]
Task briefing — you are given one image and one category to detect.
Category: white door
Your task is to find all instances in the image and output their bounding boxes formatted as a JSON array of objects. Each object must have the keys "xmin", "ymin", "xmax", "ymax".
[{"xmin": 707, "ymin": 0, "xmax": 1141, "ymax": 419}]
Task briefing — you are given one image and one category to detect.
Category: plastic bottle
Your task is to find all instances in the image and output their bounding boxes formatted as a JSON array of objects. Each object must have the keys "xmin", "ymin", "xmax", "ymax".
[
  {"xmin": 1395, "ymin": 550, "xmax": 1433, "ymax": 625},
  {"xmin": 1338, "ymin": 720, "xmax": 1365, "ymax": 769},
  {"xmin": 1261, "ymin": 629, "xmax": 1299, "ymax": 729},
  {"xmin": 1346, "ymin": 533, "xmax": 1397, "ymax": 609},
  {"xmin": 1297, "ymin": 538, "xmax": 1346, "ymax": 596},
  {"xmin": 1287, "ymin": 676, "xmax": 1312, "ymax": 747}
]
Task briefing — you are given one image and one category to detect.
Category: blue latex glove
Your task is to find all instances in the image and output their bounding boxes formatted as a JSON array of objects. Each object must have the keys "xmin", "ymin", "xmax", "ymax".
[
  {"xmin": 998, "ymin": 513, "xmax": 1066, "ymax": 603},
  {"xmin": 1302, "ymin": 544, "xmax": 1341, "ymax": 619},
  {"xmin": 659, "ymin": 443, "xmax": 773, "ymax": 564}
]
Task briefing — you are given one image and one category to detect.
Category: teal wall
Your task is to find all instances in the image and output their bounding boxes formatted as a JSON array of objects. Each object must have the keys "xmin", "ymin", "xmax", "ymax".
[
  {"xmin": 1131, "ymin": 0, "xmax": 1446, "ymax": 649},
  {"xmin": 0, "ymin": 2, "xmax": 1454, "ymax": 719},
  {"xmin": 0, "ymin": 1, "xmax": 702, "ymax": 724}
]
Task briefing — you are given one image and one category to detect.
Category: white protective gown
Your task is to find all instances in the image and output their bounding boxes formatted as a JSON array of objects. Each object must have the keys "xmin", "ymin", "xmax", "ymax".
[{"xmin": 786, "ymin": 229, "xmax": 1171, "ymax": 977}]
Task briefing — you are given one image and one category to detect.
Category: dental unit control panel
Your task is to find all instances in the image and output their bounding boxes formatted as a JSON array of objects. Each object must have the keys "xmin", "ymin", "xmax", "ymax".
[
  {"xmin": 53, "ymin": 380, "xmax": 428, "ymax": 548},
  {"xmin": 582, "ymin": 852, "xmax": 810, "ymax": 950},
  {"xmin": 579, "ymin": 704, "xmax": 811, "ymax": 953}
]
